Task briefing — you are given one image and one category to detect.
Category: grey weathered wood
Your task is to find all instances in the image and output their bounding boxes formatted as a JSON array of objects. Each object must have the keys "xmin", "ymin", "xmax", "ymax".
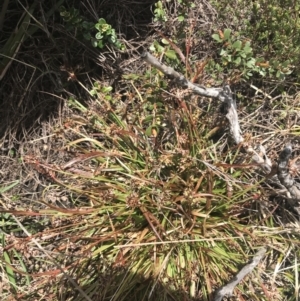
[{"xmin": 213, "ymin": 248, "xmax": 266, "ymax": 301}]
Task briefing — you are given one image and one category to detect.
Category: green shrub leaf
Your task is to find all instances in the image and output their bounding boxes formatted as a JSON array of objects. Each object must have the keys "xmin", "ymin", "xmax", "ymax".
[
  {"xmin": 212, "ymin": 33, "xmax": 222, "ymax": 42},
  {"xmin": 224, "ymin": 28, "xmax": 231, "ymax": 40},
  {"xmin": 165, "ymin": 49, "xmax": 177, "ymax": 60},
  {"xmin": 232, "ymin": 40, "xmax": 242, "ymax": 50}
]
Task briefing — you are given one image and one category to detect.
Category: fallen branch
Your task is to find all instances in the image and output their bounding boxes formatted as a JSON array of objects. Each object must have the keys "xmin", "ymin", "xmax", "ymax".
[
  {"xmin": 141, "ymin": 51, "xmax": 271, "ymax": 170},
  {"xmin": 213, "ymin": 248, "xmax": 266, "ymax": 301},
  {"xmin": 277, "ymin": 143, "xmax": 300, "ymax": 198},
  {"xmin": 219, "ymin": 85, "xmax": 243, "ymax": 144},
  {"xmin": 277, "ymin": 144, "xmax": 300, "ymax": 210},
  {"xmin": 142, "ymin": 52, "xmax": 300, "ymax": 200},
  {"xmin": 141, "ymin": 52, "xmax": 221, "ymax": 98},
  {"xmin": 141, "ymin": 52, "xmax": 243, "ymax": 142}
]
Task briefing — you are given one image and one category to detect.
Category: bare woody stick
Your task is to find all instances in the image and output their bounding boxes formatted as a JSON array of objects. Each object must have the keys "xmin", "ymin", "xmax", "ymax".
[
  {"xmin": 277, "ymin": 144, "xmax": 300, "ymax": 197},
  {"xmin": 277, "ymin": 144, "xmax": 300, "ymax": 205},
  {"xmin": 213, "ymin": 248, "xmax": 266, "ymax": 301},
  {"xmin": 141, "ymin": 52, "xmax": 243, "ymax": 144},
  {"xmin": 141, "ymin": 52, "xmax": 221, "ymax": 98},
  {"xmin": 141, "ymin": 51, "xmax": 273, "ymax": 169},
  {"xmin": 219, "ymin": 85, "xmax": 243, "ymax": 144}
]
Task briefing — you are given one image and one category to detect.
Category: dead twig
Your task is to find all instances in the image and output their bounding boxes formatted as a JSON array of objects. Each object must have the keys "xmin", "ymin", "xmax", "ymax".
[
  {"xmin": 141, "ymin": 51, "xmax": 271, "ymax": 169},
  {"xmin": 277, "ymin": 143, "xmax": 300, "ymax": 212},
  {"xmin": 142, "ymin": 51, "xmax": 300, "ymax": 202},
  {"xmin": 213, "ymin": 248, "xmax": 267, "ymax": 301}
]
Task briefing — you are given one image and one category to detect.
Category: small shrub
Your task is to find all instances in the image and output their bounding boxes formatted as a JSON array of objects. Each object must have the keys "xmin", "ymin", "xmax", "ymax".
[
  {"xmin": 59, "ymin": 6, "xmax": 124, "ymax": 50},
  {"xmin": 209, "ymin": 29, "xmax": 267, "ymax": 80},
  {"xmin": 210, "ymin": 0, "xmax": 300, "ymax": 81},
  {"xmin": 153, "ymin": 0, "xmax": 168, "ymax": 22},
  {"xmin": 247, "ymin": 0, "xmax": 298, "ymax": 79}
]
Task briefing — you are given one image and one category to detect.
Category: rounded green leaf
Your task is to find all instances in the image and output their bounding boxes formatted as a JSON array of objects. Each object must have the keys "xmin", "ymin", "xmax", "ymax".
[
  {"xmin": 243, "ymin": 42, "xmax": 252, "ymax": 53},
  {"xmin": 95, "ymin": 32, "xmax": 103, "ymax": 40},
  {"xmin": 232, "ymin": 40, "xmax": 242, "ymax": 50},
  {"xmin": 149, "ymin": 44, "xmax": 156, "ymax": 52},
  {"xmin": 109, "ymin": 35, "xmax": 116, "ymax": 43},
  {"xmin": 145, "ymin": 126, "xmax": 153, "ymax": 137},
  {"xmin": 91, "ymin": 38, "xmax": 98, "ymax": 47},
  {"xmin": 98, "ymin": 40, "xmax": 104, "ymax": 48},
  {"xmin": 83, "ymin": 32, "xmax": 92, "ymax": 40},
  {"xmin": 234, "ymin": 57, "xmax": 241, "ymax": 65},
  {"xmin": 165, "ymin": 49, "xmax": 177, "ymax": 60},
  {"xmin": 224, "ymin": 29, "xmax": 231, "ymax": 40},
  {"xmin": 93, "ymin": 81, "xmax": 100, "ymax": 88},
  {"xmin": 212, "ymin": 33, "xmax": 222, "ymax": 42},
  {"xmin": 220, "ymin": 49, "xmax": 227, "ymax": 56},
  {"xmin": 82, "ymin": 21, "xmax": 90, "ymax": 29},
  {"xmin": 246, "ymin": 58, "xmax": 255, "ymax": 68},
  {"xmin": 90, "ymin": 89, "xmax": 97, "ymax": 96},
  {"xmin": 161, "ymin": 38, "xmax": 169, "ymax": 45},
  {"xmin": 98, "ymin": 18, "xmax": 107, "ymax": 24},
  {"xmin": 101, "ymin": 86, "xmax": 113, "ymax": 93},
  {"xmin": 101, "ymin": 24, "xmax": 110, "ymax": 32}
]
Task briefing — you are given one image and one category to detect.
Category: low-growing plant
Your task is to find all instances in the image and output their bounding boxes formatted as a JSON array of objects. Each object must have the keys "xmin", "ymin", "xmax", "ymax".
[
  {"xmin": 153, "ymin": 0, "xmax": 196, "ymax": 23},
  {"xmin": 247, "ymin": 0, "xmax": 298, "ymax": 78},
  {"xmin": 52, "ymin": 78, "xmax": 265, "ymax": 300},
  {"xmin": 153, "ymin": 0, "xmax": 168, "ymax": 22},
  {"xmin": 151, "ymin": 0, "xmax": 215, "ymax": 84},
  {"xmin": 210, "ymin": 0, "xmax": 299, "ymax": 81},
  {"xmin": 59, "ymin": 6, "xmax": 124, "ymax": 50},
  {"xmin": 90, "ymin": 81, "xmax": 113, "ymax": 100},
  {"xmin": 149, "ymin": 39, "xmax": 180, "ymax": 66},
  {"xmin": 210, "ymin": 28, "xmax": 267, "ymax": 80}
]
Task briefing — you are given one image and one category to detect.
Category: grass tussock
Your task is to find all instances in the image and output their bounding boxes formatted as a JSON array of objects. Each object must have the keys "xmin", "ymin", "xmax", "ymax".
[{"xmin": 2, "ymin": 75, "xmax": 300, "ymax": 301}]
